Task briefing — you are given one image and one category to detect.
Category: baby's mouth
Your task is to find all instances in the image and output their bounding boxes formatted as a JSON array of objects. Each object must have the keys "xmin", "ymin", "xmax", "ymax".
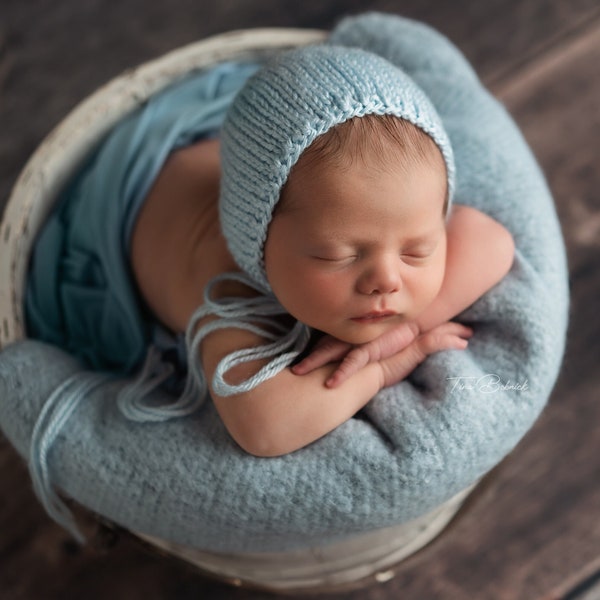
[{"xmin": 351, "ymin": 311, "xmax": 397, "ymax": 323}]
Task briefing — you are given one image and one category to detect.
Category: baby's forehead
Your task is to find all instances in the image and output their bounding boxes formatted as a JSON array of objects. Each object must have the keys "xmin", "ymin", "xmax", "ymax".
[
  {"xmin": 297, "ymin": 116, "xmax": 446, "ymax": 171},
  {"xmin": 280, "ymin": 150, "xmax": 448, "ymax": 218},
  {"xmin": 286, "ymin": 138, "xmax": 445, "ymax": 196}
]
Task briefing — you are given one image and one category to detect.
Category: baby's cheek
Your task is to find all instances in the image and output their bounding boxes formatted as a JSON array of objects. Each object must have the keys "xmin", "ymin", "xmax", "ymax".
[
  {"xmin": 304, "ymin": 281, "xmax": 340, "ymax": 311},
  {"xmin": 415, "ymin": 266, "xmax": 445, "ymax": 307}
]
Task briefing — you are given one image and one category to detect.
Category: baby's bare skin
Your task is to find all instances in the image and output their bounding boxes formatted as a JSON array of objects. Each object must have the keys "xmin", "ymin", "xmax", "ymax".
[{"xmin": 131, "ymin": 138, "xmax": 237, "ymax": 335}]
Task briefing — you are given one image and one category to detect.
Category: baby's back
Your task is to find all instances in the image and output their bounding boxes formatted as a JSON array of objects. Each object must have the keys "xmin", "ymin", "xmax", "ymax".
[{"xmin": 130, "ymin": 138, "xmax": 239, "ymax": 335}]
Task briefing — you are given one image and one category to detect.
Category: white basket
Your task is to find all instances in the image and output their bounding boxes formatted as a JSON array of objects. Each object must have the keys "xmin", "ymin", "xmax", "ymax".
[{"xmin": 0, "ymin": 28, "xmax": 474, "ymax": 593}]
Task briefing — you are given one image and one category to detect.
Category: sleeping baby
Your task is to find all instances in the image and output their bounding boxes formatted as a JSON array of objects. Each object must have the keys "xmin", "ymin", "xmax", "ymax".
[{"xmin": 27, "ymin": 45, "xmax": 514, "ymax": 458}]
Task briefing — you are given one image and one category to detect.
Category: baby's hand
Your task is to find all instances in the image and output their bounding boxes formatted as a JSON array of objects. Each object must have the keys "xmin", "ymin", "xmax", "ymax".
[
  {"xmin": 292, "ymin": 322, "xmax": 420, "ymax": 387},
  {"xmin": 378, "ymin": 322, "xmax": 473, "ymax": 389}
]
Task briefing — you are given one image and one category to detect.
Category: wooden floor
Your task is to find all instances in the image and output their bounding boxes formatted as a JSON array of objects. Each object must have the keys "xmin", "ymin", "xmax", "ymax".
[{"xmin": 1, "ymin": 1, "xmax": 599, "ymax": 598}]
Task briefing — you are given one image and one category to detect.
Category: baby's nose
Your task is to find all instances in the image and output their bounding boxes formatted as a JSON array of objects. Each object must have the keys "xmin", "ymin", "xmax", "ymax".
[{"xmin": 357, "ymin": 257, "xmax": 402, "ymax": 295}]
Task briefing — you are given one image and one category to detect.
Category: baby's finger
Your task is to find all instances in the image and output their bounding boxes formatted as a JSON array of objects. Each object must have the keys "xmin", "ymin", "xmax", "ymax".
[
  {"xmin": 418, "ymin": 330, "xmax": 469, "ymax": 356},
  {"xmin": 325, "ymin": 346, "xmax": 371, "ymax": 388},
  {"xmin": 325, "ymin": 323, "xmax": 420, "ymax": 387},
  {"xmin": 380, "ymin": 335, "xmax": 468, "ymax": 388},
  {"xmin": 429, "ymin": 322, "xmax": 473, "ymax": 339},
  {"xmin": 364, "ymin": 322, "xmax": 420, "ymax": 361},
  {"xmin": 449, "ymin": 324, "xmax": 473, "ymax": 340},
  {"xmin": 292, "ymin": 337, "xmax": 352, "ymax": 375}
]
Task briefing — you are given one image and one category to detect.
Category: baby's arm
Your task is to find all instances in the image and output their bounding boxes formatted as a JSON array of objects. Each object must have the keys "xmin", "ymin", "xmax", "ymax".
[
  {"xmin": 416, "ymin": 204, "xmax": 515, "ymax": 331},
  {"xmin": 199, "ymin": 313, "xmax": 470, "ymax": 457},
  {"xmin": 294, "ymin": 205, "xmax": 514, "ymax": 386}
]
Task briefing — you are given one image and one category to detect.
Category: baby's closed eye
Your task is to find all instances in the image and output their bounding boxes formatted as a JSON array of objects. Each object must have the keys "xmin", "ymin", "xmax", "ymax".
[
  {"xmin": 313, "ymin": 253, "xmax": 357, "ymax": 261},
  {"xmin": 400, "ymin": 239, "xmax": 442, "ymax": 262},
  {"xmin": 402, "ymin": 249, "xmax": 432, "ymax": 260},
  {"xmin": 312, "ymin": 254, "xmax": 358, "ymax": 268},
  {"xmin": 308, "ymin": 243, "xmax": 358, "ymax": 264}
]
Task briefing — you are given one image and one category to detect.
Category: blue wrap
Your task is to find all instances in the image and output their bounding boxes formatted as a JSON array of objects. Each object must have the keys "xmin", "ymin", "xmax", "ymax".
[{"xmin": 25, "ymin": 61, "xmax": 260, "ymax": 374}]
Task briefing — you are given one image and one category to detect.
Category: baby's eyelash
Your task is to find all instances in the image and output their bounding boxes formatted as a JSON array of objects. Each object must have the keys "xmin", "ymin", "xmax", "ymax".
[
  {"xmin": 400, "ymin": 252, "xmax": 432, "ymax": 266},
  {"xmin": 314, "ymin": 255, "xmax": 357, "ymax": 263},
  {"xmin": 401, "ymin": 243, "xmax": 437, "ymax": 259}
]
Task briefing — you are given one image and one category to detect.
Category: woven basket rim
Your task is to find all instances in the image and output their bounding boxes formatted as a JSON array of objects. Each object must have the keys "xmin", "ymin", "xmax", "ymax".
[{"xmin": 0, "ymin": 27, "xmax": 326, "ymax": 350}]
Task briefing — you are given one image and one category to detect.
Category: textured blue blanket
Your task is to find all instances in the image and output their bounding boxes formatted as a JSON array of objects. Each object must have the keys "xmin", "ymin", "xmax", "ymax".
[
  {"xmin": 25, "ymin": 61, "xmax": 259, "ymax": 374},
  {"xmin": 0, "ymin": 13, "xmax": 568, "ymax": 553}
]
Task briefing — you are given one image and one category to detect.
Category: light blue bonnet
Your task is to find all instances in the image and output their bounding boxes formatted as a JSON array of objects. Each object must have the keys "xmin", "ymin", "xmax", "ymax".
[{"xmin": 220, "ymin": 44, "xmax": 455, "ymax": 292}]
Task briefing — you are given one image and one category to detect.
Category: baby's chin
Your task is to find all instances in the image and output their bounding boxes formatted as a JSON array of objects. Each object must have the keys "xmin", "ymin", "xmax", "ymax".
[{"xmin": 327, "ymin": 318, "xmax": 410, "ymax": 346}]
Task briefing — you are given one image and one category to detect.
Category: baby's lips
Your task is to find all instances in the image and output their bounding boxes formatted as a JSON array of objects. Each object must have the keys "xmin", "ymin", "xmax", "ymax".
[{"xmin": 351, "ymin": 310, "xmax": 397, "ymax": 322}]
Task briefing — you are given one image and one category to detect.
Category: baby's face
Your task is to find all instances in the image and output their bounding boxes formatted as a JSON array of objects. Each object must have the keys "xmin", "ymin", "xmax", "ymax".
[{"xmin": 264, "ymin": 156, "xmax": 448, "ymax": 345}]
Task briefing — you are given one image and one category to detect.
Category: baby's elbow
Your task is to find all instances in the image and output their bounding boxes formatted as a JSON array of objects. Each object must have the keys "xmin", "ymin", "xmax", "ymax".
[
  {"xmin": 236, "ymin": 435, "xmax": 289, "ymax": 458},
  {"xmin": 453, "ymin": 205, "xmax": 516, "ymax": 283},
  {"xmin": 219, "ymin": 404, "xmax": 297, "ymax": 458},
  {"xmin": 233, "ymin": 428, "xmax": 296, "ymax": 458},
  {"xmin": 494, "ymin": 221, "xmax": 515, "ymax": 278}
]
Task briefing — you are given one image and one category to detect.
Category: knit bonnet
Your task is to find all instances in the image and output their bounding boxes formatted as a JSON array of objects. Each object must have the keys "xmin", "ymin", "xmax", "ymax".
[{"xmin": 220, "ymin": 44, "xmax": 455, "ymax": 292}]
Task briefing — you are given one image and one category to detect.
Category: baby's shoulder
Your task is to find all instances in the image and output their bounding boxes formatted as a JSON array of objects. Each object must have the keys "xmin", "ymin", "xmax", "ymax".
[
  {"xmin": 157, "ymin": 137, "xmax": 221, "ymax": 200},
  {"xmin": 131, "ymin": 138, "xmax": 232, "ymax": 333}
]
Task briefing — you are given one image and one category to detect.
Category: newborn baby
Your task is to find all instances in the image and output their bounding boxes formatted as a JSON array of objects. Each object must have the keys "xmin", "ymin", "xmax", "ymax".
[{"xmin": 130, "ymin": 46, "xmax": 514, "ymax": 456}]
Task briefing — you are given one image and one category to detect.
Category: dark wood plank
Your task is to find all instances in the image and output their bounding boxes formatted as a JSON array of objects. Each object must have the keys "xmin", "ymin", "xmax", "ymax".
[
  {"xmin": 1, "ymin": 2, "xmax": 599, "ymax": 600},
  {"xmin": 2, "ymin": 0, "xmax": 599, "ymax": 205}
]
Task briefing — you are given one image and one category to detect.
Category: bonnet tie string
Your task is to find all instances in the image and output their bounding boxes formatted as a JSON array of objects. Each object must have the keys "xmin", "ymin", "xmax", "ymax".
[
  {"xmin": 29, "ymin": 272, "xmax": 310, "ymax": 540},
  {"xmin": 116, "ymin": 272, "xmax": 311, "ymax": 422},
  {"xmin": 29, "ymin": 371, "xmax": 115, "ymax": 543}
]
